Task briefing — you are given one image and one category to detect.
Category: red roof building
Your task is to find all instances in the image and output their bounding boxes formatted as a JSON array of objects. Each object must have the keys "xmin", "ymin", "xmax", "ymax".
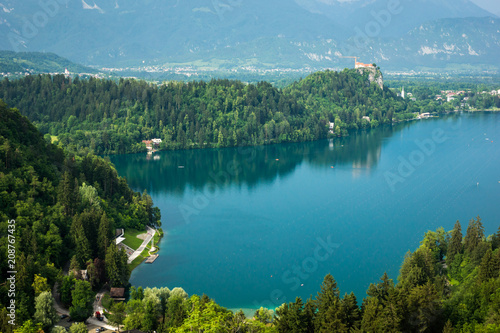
[{"xmin": 355, "ymin": 62, "xmax": 374, "ymax": 69}]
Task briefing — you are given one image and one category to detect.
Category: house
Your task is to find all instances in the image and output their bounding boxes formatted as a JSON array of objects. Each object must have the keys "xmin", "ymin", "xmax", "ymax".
[
  {"xmin": 142, "ymin": 139, "xmax": 162, "ymax": 150},
  {"xmin": 110, "ymin": 287, "xmax": 126, "ymax": 301},
  {"xmin": 446, "ymin": 93, "xmax": 457, "ymax": 102},
  {"xmin": 115, "ymin": 228, "xmax": 125, "ymax": 245},
  {"xmin": 329, "ymin": 122, "xmax": 335, "ymax": 134},
  {"xmin": 142, "ymin": 140, "xmax": 153, "ymax": 150},
  {"xmin": 362, "ymin": 116, "xmax": 371, "ymax": 122}
]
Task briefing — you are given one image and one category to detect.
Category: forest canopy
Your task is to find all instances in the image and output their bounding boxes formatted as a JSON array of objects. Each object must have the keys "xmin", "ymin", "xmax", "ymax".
[
  {"xmin": 0, "ymin": 100, "xmax": 160, "ymax": 330},
  {"xmin": 0, "ymin": 69, "xmax": 416, "ymax": 155}
]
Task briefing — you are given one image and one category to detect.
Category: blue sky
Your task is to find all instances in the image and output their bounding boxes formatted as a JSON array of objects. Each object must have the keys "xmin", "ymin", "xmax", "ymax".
[{"xmin": 470, "ymin": 0, "xmax": 500, "ymax": 16}]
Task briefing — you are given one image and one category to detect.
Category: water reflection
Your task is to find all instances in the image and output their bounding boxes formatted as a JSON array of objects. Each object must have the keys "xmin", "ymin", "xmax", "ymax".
[{"xmin": 109, "ymin": 120, "xmax": 422, "ymax": 196}]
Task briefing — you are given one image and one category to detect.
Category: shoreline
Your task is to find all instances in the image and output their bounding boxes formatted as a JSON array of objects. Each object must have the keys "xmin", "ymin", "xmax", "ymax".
[
  {"xmin": 128, "ymin": 227, "xmax": 163, "ymax": 271},
  {"xmin": 108, "ymin": 110, "xmax": 498, "ymax": 158},
  {"xmin": 465, "ymin": 108, "xmax": 500, "ymax": 112}
]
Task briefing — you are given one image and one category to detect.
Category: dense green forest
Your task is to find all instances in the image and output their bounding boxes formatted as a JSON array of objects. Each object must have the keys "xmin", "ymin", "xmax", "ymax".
[
  {"xmin": 1, "ymin": 98, "xmax": 500, "ymax": 332},
  {"xmin": 0, "ymin": 100, "xmax": 160, "ymax": 332},
  {"xmin": 0, "ymin": 69, "xmax": 417, "ymax": 155}
]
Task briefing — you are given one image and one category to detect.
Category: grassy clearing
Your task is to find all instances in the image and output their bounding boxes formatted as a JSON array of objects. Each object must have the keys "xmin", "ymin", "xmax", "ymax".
[{"xmin": 122, "ymin": 228, "xmax": 146, "ymax": 250}]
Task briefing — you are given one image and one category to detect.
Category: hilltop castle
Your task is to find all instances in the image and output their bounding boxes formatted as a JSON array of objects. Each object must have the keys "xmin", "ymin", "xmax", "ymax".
[{"xmin": 355, "ymin": 61, "xmax": 374, "ymax": 69}]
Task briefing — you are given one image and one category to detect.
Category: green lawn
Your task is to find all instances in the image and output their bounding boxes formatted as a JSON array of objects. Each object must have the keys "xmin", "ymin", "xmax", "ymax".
[
  {"xmin": 122, "ymin": 228, "xmax": 147, "ymax": 250},
  {"xmin": 127, "ymin": 228, "xmax": 163, "ymax": 271}
]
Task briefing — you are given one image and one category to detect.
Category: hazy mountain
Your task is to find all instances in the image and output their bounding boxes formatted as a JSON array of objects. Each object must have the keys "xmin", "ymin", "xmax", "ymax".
[
  {"xmin": 0, "ymin": 0, "xmax": 497, "ymax": 70},
  {"xmin": 295, "ymin": 0, "xmax": 494, "ymax": 37}
]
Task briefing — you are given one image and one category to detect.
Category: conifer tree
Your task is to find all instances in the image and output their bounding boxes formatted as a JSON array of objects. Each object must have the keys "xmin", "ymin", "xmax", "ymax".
[
  {"xmin": 58, "ymin": 172, "xmax": 78, "ymax": 216},
  {"xmin": 478, "ymin": 248, "xmax": 500, "ymax": 282},
  {"xmin": 491, "ymin": 226, "xmax": 500, "ymax": 251},
  {"xmin": 464, "ymin": 216, "xmax": 484, "ymax": 253},
  {"xmin": 70, "ymin": 216, "xmax": 91, "ymax": 266},
  {"xmin": 340, "ymin": 292, "xmax": 360, "ymax": 330},
  {"xmin": 447, "ymin": 220, "xmax": 463, "ymax": 263},
  {"xmin": 367, "ymin": 272, "xmax": 394, "ymax": 302},
  {"xmin": 97, "ymin": 212, "xmax": 111, "ymax": 259},
  {"xmin": 315, "ymin": 274, "xmax": 346, "ymax": 332}
]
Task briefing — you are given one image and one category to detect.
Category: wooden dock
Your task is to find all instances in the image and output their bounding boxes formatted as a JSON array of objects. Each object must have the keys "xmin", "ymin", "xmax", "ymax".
[{"xmin": 145, "ymin": 254, "xmax": 159, "ymax": 264}]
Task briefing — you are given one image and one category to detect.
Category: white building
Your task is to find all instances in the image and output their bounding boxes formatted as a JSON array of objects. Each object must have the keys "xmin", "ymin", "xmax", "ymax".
[{"xmin": 152, "ymin": 138, "xmax": 162, "ymax": 145}]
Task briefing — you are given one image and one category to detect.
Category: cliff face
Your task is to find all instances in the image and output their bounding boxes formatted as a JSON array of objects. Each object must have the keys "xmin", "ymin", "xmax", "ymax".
[{"xmin": 357, "ymin": 67, "xmax": 384, "ymax": 90}]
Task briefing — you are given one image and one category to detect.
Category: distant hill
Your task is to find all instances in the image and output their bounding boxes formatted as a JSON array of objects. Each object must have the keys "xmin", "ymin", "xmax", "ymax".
[
  {"xmin": 0, "ymin": 51, "xmax": 97, "ymax": 74},
  {"xmin": 0, "ymin": 0, "xmax": 497, "ymax": 71},
  {"xmin": 0, "ymin": 69, "xmax": 412, "ymax": 155}
]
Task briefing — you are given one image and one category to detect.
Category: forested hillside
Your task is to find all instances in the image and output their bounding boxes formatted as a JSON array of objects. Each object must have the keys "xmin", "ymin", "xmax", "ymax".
[
  {"xmin": 0, "ymin": 69, "xmax": 415, "ymax": 155},
  {"xmin": 81, "ymin": 218, "xmax": 500, "ymax": 333},
  {"xmin": 0, "ymin": 100, "xmax": 160, "ymax": 332},
  {"xmin": 1, "ymin": 99, "xmax": 499, "ymax": 332}
]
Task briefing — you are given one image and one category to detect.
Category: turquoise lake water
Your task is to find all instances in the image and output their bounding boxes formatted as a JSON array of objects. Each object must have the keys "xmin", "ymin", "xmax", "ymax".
[{"xmin": 110, "ymin": 112, "xmax": 500, "ymax": 311}]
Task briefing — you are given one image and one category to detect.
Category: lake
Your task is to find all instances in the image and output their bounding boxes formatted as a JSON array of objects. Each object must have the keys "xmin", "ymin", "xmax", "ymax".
[{"xmin": 110, "ymin": 112, "xmax": 500, "ymax": 312}]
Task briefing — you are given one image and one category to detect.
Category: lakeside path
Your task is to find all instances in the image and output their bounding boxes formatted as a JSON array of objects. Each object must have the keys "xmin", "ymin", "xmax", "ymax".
[{"xmin": 127, "ymin": 226, "xmax": 156, "ymax": 264}]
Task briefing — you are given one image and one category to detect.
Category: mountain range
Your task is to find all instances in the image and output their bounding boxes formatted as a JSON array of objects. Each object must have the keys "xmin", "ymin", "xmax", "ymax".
[{"xmin": 0, "ymin": 0, "xmax": 498, "ymax": 71}]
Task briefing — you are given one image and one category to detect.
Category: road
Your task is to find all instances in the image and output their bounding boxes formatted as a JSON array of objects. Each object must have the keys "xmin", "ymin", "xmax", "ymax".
[
  {"xmin": 53, "ymin": 279, "xmax": 117, "ymax": 330},
  {"xmin": 52, "ymin": 226, "xmax": 156, "ymax": 329}
]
